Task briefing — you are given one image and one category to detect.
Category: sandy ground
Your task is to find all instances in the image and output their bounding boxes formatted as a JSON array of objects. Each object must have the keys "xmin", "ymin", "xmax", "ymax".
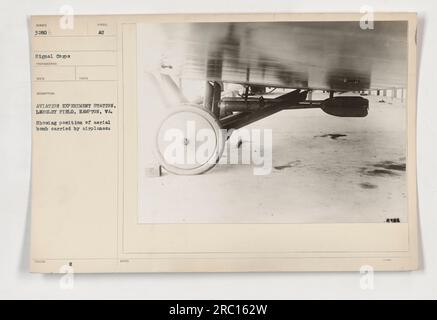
[{"xmin": 139, "ymin": 93, "xmax": 407, "ymax": 224}]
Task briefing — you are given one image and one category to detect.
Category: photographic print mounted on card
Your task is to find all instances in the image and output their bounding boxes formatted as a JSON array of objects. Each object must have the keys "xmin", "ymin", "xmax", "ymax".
[{"xmin": 30, "ymin": 13, "xmax": 418, "ymax": 273}]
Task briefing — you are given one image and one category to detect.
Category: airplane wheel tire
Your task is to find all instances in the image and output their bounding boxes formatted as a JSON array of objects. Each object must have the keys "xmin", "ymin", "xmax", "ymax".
[{"xmin": 155, "ymin": 105, "xmax": 225, "ymax": 175}]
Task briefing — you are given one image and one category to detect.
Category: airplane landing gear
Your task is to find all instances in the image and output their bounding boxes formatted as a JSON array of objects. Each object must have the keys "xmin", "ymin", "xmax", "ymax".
[{"xmin": 155, "ymin": 105, "xmax": 226, "ymax": 175}]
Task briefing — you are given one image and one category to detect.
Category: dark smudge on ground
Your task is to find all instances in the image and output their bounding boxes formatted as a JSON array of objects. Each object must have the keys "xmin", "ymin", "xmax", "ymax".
[
  {"xmin": 274, "ymin": 160, "xmax": 302, "ymax": 171},
  {"xmin": 315, "ymin": 133, "xmax": 347, "ymax": 140},
  {"xmin": 360, "ymin": 182, "xmax": 378, "ymax": 189},
  {"xmin": 359, "ymin": 168, "xmax": 398, "ymax": 177},
  {"xmin": 358, "ymin": 160, "xmax": 406, "ymax": 177},
  {"xmin": 373, "ymin": 160, "xmax": 406, "ymax": 172}
]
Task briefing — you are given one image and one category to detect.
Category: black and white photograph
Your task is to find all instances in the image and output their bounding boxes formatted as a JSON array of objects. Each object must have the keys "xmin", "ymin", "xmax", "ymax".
[
  {"xmin": 4, "ymin": 0, "xmax": 437, "ymax": 299},
  {"xmin": 137, "ymin": 21, "xmax": 408, "ymax": 224}
]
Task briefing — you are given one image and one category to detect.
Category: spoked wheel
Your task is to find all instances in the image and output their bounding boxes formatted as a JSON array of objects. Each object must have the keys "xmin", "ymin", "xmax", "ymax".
[{"xmin": 155, "ymin": 105, "xmax": 226, "ymax": 175}]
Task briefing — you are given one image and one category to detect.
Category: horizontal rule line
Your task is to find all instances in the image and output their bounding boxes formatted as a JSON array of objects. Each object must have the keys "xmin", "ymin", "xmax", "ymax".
[
  {"xmin": 33, "ymin": 35, "xmax": 116, "ymax": 38},
  {"xmin": 33, "ymin": 50, "xmax": 117, "ymax": 52},
  {"xmin": 33, "ymin": 65, "xmax": 117, "ymax": 67},
  {"xmin": 32, "ymin": 80, "xmax": 117, "ymax": 82}
]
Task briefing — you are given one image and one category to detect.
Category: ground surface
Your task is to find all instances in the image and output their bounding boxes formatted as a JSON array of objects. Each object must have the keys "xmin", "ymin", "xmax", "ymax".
[{"xmin": 139, "ymin": 93, "xmax": 407, "ymax": 224}]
